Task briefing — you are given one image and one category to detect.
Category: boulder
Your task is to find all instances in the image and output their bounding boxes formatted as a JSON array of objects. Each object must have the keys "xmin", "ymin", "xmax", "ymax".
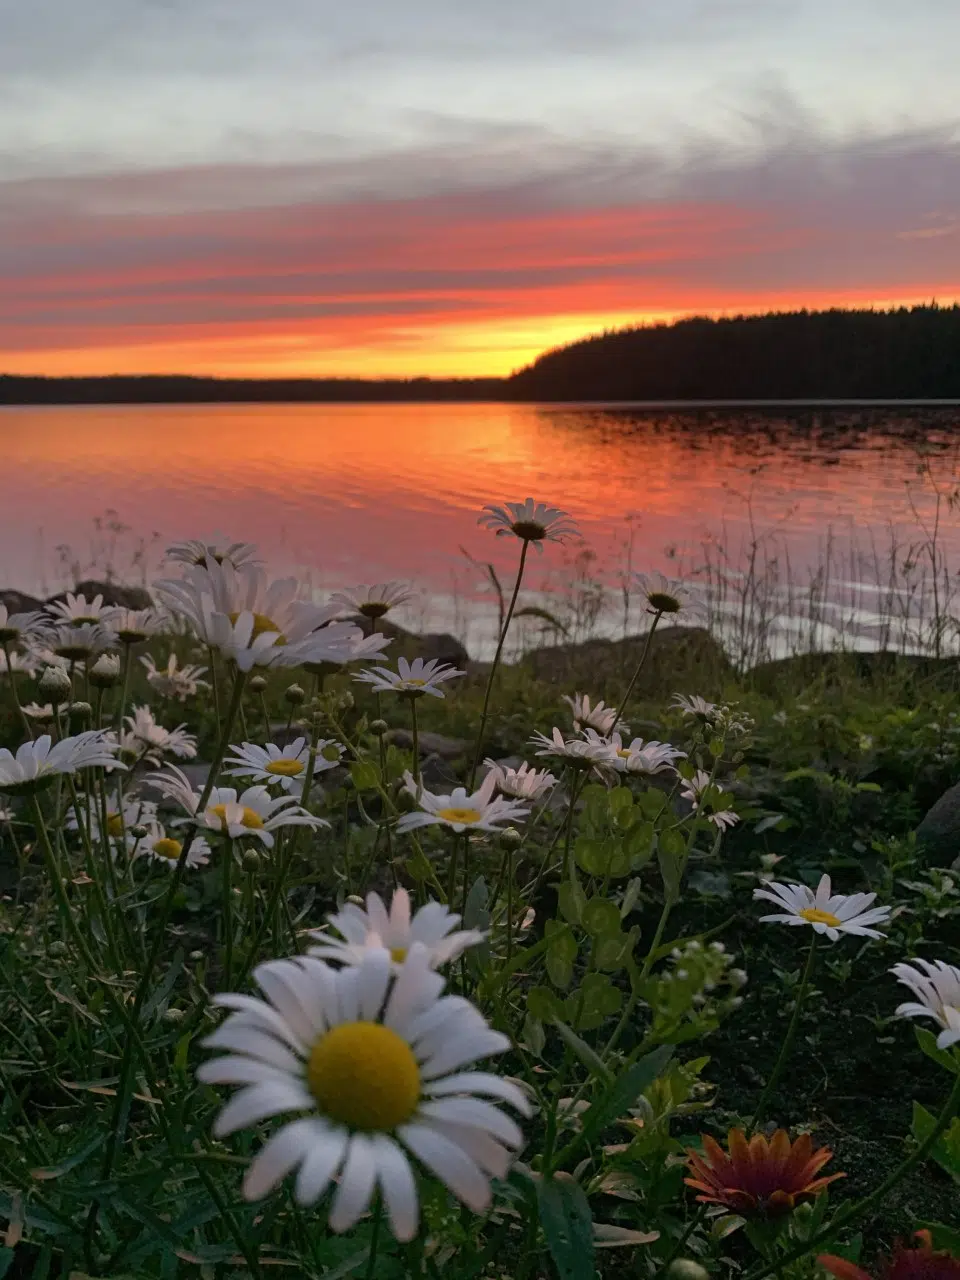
[
  {"xmin": 350, "ymin": 616, "xmax": 469, "ymax": 670},
  {"xmin": 0, "ymin": 589, "xmax": 44, "ymax": 615},
  {"xmin": 748, "ymin": 650, "xmax": 960, "ymax": 696},
  {"xmin": 385, "ymin": 729, "xmax": 472, "ymax": 760},
  {"xmin": 915, "ymin": 781, "xmax": 960, "ymax": 866},
  {"xmin": 46, "ymin": 580, "xmax": 153, "ymax": 611},
  {"xmin": 522, "ymin": 626, "xmax": 733, "ymax": 700}
]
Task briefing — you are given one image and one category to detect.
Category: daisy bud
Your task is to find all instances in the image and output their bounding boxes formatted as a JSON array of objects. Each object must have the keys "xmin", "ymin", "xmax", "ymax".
[
  {"xmin": 249, "ymin": 675, "xmax": 268, "ymax": 693},
  {"xmin": 668, "ymin": 1262, "xmax": 710, "ymax": 1280},
  {"xmin": 337, "ymin": 691, "xmax": 355, "ymax": 712},
  {"xmin": 284, "ymin": 683, "xmax": 306, "ymax": 705},
  {"xmin": 68, "ymin": 701, "xmax": 93, "ymax": 723},
  {"xmin": 370, "ymin": 719, "xmax": 389, "ymax": 736},
  {"xmin": 39, "ymin": 665, "xmax": 72, "ymax": 702},
  {"xmin": 730, "ymin": 996, "xmax": 744, "ymax": 1008},
  {"xmin": 129, "ymin": 823, "xmax": 150, "ymax": 839},
  {"xmin": 164, "ymin": 1007, "xmax": 185, "ymax": 1024},
  {"xmin": 189, "ymin": 950, "xmax": 205, "ymax": 961},
  {"xmin": 500, "ymin": 826, "xmax": 523, "ymax": 848},
  {"xmin": 48, "ymin": 940, "xmax": 69, "ymax": 957},
  {"xmin": 346, "ymin": 894, "xmax": 365, "ymax": 906},
  {"xmin": 241, "ymin": 848, "xmax": 262, "ymax": 873},
  {"xmin": 89, "ymin": 653, "xmax": 121, "ymax": 688},
  {"xmin": 710, "ymin": 941, "xmax": 726, "ymax": 952},
  {"xmin": 730, "ymin": 968, "xmax": 749, "ymax": 988}
]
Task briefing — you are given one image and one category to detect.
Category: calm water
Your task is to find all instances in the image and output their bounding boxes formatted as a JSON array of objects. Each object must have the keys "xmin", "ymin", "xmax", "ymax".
[{"xmin": 2, "ymin": 402, "xmax": 959, "ymax": 656}]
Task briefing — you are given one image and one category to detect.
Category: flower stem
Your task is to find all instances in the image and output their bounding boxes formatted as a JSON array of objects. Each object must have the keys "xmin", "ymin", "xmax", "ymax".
[
  {"xmin": 114, "ymin": 642, "xmax": 133, "ymax": 735},
  {"xmin": 410, "ymin": 695, "xmax": 421, "ymax": 788},
  {"xmin": 749, "ymin": 932, "xmax": 818, "ymax": 1132},
  {"xmin": 364, "ymin": 1198, "xmax": 383, "ymax": 1280},
  {"xmin": 613, "ymin": 608, "xmax": 663, "ymax": 726},
  {"xmin": 469, "ymin": 538, "xmax": 530, "ymax": 787},
  {"xmin": 3, "ymin": 643, "xmax": 33, "ymax": 739},
  {"xmin": 222, "ymin": 838, "xmax": 235, "ymax": 985}
]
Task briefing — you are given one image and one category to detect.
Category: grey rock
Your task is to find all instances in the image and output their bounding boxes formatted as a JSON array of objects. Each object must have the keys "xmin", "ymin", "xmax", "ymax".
[
  {"xmin": 0, "ymin": 589, "xmax": 44, "ymax": 614},
  {"xmin": 420, "ymin": 753, "xmax": 459, "ymax": 789},
  {"xmin": 916, "ymin": 781, "xmax": 960, "ymax": 865},
  {"xmin": 386, "ymin": 729, "xmax": 472, "ymax": 760},
  {"xmin": 350, "ymin": 616, "xmax": 469, "ymax": 670}
]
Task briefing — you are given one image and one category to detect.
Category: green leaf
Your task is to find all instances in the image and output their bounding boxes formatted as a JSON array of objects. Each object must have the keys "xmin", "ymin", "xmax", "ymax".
[
  {"xmin": 575, "ymin": 1046, "xmax": 674, "ymax": 1152},
  {"xmin": 568, "ymin": 974, "xmax": 622, "ymax": 1030},
  {"xmin": 557, "ymin": 879, "xmax": 587, "ymax": 926},
  {"xmin": 30, "ymin": 1133, "xmax": 104, "ymax": 1182},
  {"xmin": 911, "ymin": 1100, "xmax": 960, "ymax": 1182},
  {"xmin": 582, "ymin": 897, "xmax": 621, "ymax": 938},
  {"xmin": 607, "ymin": 786, "xmax": 634, "ymax": 817},
  {"xmin": 594, "ymin": 926, "xmax": 637, "ymax": 973},
  {"xmin": 636, "ymin": 788, "xmax": 667, "ymax": 819},
  {"xmin": 404, "ymin": 848, "xmax": 434, "ymax": 883},
  {"xmin": 528, "ymin": 986, "xmax": 564, "ymax": 1022},
  {"xmin": 620, "ymin": 877, "xmax": 644, "ymax": 918},
  {"xmin": 0, "ymin": 1249, "xmax": 14, "ymax": 1280},
  {"xmin": 657, "ymin": 847, "xmax": 682, "ymax": 905},
  {"xmin": 916, "ymin": 1026, "xmax": 960, "ymax": 1076},
  {"xmin": 919, "ymin": 1223, "xmax": 960, "ymax": 1255},
  {"xmin": 349, "ymin": 761, "xmax": 380, "ymax": 792},
  {"xmin": 536, "ymin": 1175, "xmax": 595, "ymax": 1280},
  {"xmin": 552, "ymin": 1019, "xmax": 614, "ymax": 1086},
  {"xmin": 545, "ymin": 921, "xmax": 578, "ymax": 989},
  {"xmin": 478, "ymin": 933, "xmax": 552, "ymax": 999},
  {"xmin": 522, "ymin": 1012, "xmax": 546, "ymax": 1057}
]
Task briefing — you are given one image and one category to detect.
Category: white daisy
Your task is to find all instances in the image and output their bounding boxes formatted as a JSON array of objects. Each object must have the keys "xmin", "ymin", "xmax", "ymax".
[
  {"xmin": 42, "ymin": 622, "xmax": 116, "ymax": 663},
  {"xmin": 105, "ymin": 607, "xmax": 164, "ymax": 644},
  {"xmin": 679, "ymin": 770, "xmax": 741, "ymax": 828},
  {"xmin": 122, "ymin": 705, "xmax": 198, "ymax": 763},
  {"xmin": 67, "ymin": 792, "xmax": 158, "ymax": 853},
  {"xmin": 562, "ymin": 694, "xmax": 626, "ymax": 737},
  {"xmin": 224, "ymin": 738, "xmax": 344, "ymax": 795},
  {"xmin": 45, "ymin": 591, "xmax": 112, "ymax": 627},
  {"xmin": 165, "ymin": 538, "xmax": 262, "ymax": 570},
  {"xmin": 606, "ymin": 733, "xmax": 686, "ymax": 776},
  {"xmin": 478, "ymin": 498, "xmax": 579, "ymax": 552},
  {"xmin": 397, "ymin": 770, "xmax": 529, "ymax": 834},
  {"xmin": 0, "ymin": 732, "xmax": 124, "ymax": 794},
  {"xmin": 530, "ymin": 727, "xmax": 616, "ymax": 771},
  {"xmin": 483, "ymin": 760, "xmax": 557, "ymax": 801},
  {"xmin": 634, "ymin": 572, "xmax": 706, "ymax": 618},
  {"xmin": 146, "ymin": 765, "xmax": 326, "ymax": 849},
  {"xmin": 143, "ymin": 823, "xmax": 212, "ymax": 869},
  {"xmin": 708, "ymin": 810, "xmax": 740, "ymax": 831},
  {"xmin": 0, "ymin": 603, "xmax": 45, "ymax": 644},
  {"xmin": 21, "ymin": 701, "xmax": 57, "ymax": 722},
  {"xmin": 310, "ymin": 888, "xmax": 485, "ymax": 969},
  {"xmin": 0, "ymin": 649, "xmax": 38, "ymax": 677},
  {"xmin": 671, "ymin": 693, "xmax": 718, "ymax": 719},
  {"xmin": 891, "ymin": 958, "xmax": 960, "ymax": 1050},
  {"xmin": 354, "ymin": 657, "xmax": 465, "ymax": 699},
  {"xmin": 196, "ymin": 945, "xmax": 530, "ymax": 1239},
  {"xmin": 155, "ymin": 560, "xmax": 363, "ymax": 672},
  {"xmin": 330, "ymin": 582, "xmax": 415, "ymax": 621},
  {"xmin": 140, "ymin": 653, "xmax": 210, "ymax": 701},
  {"xmin": 753, "ymin": 874, "xmax": 892, "ymax": 941}
]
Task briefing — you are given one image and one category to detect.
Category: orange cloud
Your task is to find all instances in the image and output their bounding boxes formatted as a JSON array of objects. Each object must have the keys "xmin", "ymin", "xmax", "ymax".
[{"xmin": 2, "ymin": 156, "xmax": 959, "ymax": 377}]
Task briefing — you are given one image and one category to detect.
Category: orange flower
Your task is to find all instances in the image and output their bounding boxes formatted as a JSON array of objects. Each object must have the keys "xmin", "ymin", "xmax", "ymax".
[
  {"xmin": 684, "ymin": 1128, "xmax": 844, "ymax": 1217},
  {"xmin": 820, "ymin": 1232, "xmax": 960, "ymax": 1280}
]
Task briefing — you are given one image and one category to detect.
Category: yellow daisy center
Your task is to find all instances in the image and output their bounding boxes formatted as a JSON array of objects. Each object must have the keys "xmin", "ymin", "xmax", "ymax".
[
  {"xmin": 106, "ymin": 812, "xmax": 124, "ymax": 837},
  {"xmin": 307, "ymin": 1021, "xmax": 420, "ymax": 1131},
  {"xmin": 208, "ymin": 803, "xmax": 265, "ymax": 831},
  {"xmin": 153, "ymin": 838, "xmax": 183, "ymax": 861},
  {"xmin": 404, "ymin": 678, "xmax": 427, "ymax": 687},
  {"xmin": 616, "ymin": 748, "xmax": 631, "ymax": 758},
  {"xmin": 798, "ymin": 907, "xmax": 842, "ymax": 927},
  {"xmin": 227, "ymin": 611, "xmax": 287, "ymax": 645},
  {"xmin": 437, "ymin": 806, "xmax": 482, "ymax": 825},
  {"xmin": 265, "ymin": 758, "xmax": 304, "ymax": 777},
  {"xmin": 389, "ymin": 946, "xmax": 408, "ymax": 964}
]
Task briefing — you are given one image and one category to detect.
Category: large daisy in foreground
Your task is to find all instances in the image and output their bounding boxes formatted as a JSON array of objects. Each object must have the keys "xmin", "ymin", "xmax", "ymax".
[{"xmin": 197, "ymin": 945, "xmax": 530, "ymax": 1240}]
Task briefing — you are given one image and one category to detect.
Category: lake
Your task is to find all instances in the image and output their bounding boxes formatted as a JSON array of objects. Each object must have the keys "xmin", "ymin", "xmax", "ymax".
[{"xmin": 2, "ymin": 402, "xmax": 959, "ymax": 659}]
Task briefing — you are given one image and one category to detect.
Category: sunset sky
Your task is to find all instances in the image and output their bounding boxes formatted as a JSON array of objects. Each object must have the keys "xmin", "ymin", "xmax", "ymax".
[{"xmin": 2, "ymin": 0, "xmax": 959, "ymax": 378}]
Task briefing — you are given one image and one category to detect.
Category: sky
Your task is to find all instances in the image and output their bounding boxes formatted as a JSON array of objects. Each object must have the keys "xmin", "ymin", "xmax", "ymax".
[{"xmin": 1, "ymin": 0, "xmax": 959, "ymax": 378}]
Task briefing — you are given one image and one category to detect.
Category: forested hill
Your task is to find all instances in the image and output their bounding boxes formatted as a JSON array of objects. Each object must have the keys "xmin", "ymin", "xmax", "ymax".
[{"xmin": 508, "ymin": 305, "xmax": 960, "ymax": 401}]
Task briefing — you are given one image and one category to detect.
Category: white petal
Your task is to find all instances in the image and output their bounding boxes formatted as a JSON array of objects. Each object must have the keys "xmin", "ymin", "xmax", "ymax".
[
  {"xmin": 214, "ymin": 1081, "xmax": 313, "ymax": 1137},
  {"xmin": 418, "ymin": 1098, "xmax": 522, "ymax": 1148},
  {"xmin": 423, "ymin": 1072, "xmax": 532, "ymax": 1116},
  {"xmin": 357, "ymin": 949, "xmax": 392, "ymax": 1021},
  {"xmin": 292, "ymin": 956, "xmax": 341, "ymax": 1028},
  {"xmin": 399, "ymin": 1122, "xmax": 492, "ymax": 1213},
  {"xmin": 328, "ymin": 1134, "xmax": 378, "ymax": 1233},
  {"xmin": 336, "ymin": 967, "xmax": 361, "ymax": 1024},
  {"xmin": 242, "ymin": 1118, "xmax": 316, "ymax": 1200},
  {"xmin": 202, "ymin": 1025, "xmax": 302, "ymax": 1074},
  {"xmin": 384, "ymin": 949, "xmax": 444, "ymax": 1033},
  {"xmin": 420, "ymin": 1029, "xmax": 511, "ymax": 1080},
  {"xmin": 252, "ymin": 961, "xmax": 321, "ymax": 1048},
  {"xmin": 936, "ymin": 1028, "xmax": 960, "ymax": 1049},
  {"xmin": 197, "ymin": 1056, "xmax": 296, "ymax": 1088},
  {"xmin": 212, "ymin": 993, "xmax": 306, "ymax": 1053},
  {"xmin": 418, "ymin": 1118, "xmax": 513, "ymax": 1178},
  {"xmin": 294, "ymin": 1124, "xmax": 349, "ymax": 1205},
  {"xmin": 372, "ymin": 1135, "xmax": 420, "ymax": 1242}
]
